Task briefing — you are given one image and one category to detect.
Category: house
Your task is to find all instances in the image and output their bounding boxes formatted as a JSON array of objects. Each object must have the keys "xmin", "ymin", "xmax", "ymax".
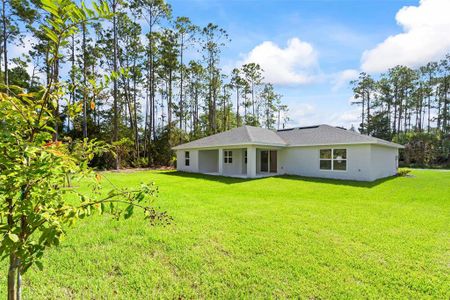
[{"xmin": 172, "ymin": 125, "xmax": 404, "ymax": 181}]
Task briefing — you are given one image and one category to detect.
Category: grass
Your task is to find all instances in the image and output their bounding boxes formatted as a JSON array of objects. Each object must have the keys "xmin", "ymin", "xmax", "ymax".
[{"xmin": 1, "ymin": 170, "xmax": 449, "ymax": 298}]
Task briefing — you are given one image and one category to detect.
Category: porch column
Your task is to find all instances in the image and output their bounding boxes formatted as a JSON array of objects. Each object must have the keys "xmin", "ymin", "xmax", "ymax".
[
  {"xmin": 218, "ymin": 148, "xmax": 223, "ymax": 175},
  {"xmin": 246, "ymin": 146, "xmax": 256, "ymax": 178}
]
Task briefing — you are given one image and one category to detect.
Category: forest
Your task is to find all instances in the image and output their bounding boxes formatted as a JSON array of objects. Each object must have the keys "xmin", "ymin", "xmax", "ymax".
[
  {"xmin": 351, "ymin": 57, "xmax": 450, "ymax": 167},
  {"xmin": 2, "ymin": 0, "xmax": 449, "ymax": 169},
  {"xmin": 0, "ymin": 0, "xmax": 448, "ymax": 298},
  {"xmin": 1, "ymin": 0, "xmax": 289, "ymax": 169}
]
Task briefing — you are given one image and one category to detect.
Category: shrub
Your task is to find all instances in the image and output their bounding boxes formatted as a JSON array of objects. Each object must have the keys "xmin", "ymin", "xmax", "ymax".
[{"xmin": 397, "ymin": 168, "xmax": 412, "ymax": 177}]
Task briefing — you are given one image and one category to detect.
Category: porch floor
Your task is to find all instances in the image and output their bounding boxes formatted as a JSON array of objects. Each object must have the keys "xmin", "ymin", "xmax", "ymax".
[{"xmin": 204, "ymin": 172, "xmax": 278, "ymax": 179}]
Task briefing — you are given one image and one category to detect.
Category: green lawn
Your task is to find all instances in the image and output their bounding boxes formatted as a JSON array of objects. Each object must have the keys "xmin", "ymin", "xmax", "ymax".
[{"xmin": 2, "ymin": 170, "xmax": 449, "ymax": 298}]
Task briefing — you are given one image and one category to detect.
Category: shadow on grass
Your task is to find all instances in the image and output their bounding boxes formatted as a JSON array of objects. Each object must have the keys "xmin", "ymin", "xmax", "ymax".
[
  {"xmin": 278, "ymin": 174, "xmax": 398, "ymax": 188},
  {"xmin": 163, "ymin": 170, "xmax": 398, "ymax": 188}
]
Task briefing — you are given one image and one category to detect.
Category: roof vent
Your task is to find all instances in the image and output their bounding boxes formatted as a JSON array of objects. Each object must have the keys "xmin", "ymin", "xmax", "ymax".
[
  {"xmin": 277, "ymin": 125, "xmax": 320, "ymax": 132},
  {"xmin": 296, "ymin": 125, "xmax": 319, "ymax": 130}
]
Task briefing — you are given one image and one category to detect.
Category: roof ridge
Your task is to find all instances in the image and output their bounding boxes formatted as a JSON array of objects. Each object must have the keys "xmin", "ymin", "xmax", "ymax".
[
  {"xmin": 325, "ymin": 124, "xmax": 375, "ymax": 140},
  {"xmin": 244, "ymin": 125, "xmax": 254, "ymax": 142},
  {"xmin": 323, "ymin": 124, "xmax": 401, "ymax": 146}
]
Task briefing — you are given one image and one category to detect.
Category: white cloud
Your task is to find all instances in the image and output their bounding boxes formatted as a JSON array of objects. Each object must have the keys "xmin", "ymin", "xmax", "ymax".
[
  {"xmin": 288, "ymin": 103, "xmax": 315, "ymax": 121},
  {"xmin": 313, "ymin": 108, "xmax": 361, "ymax": 130},
  {"xmin": 332, "ymin": 69, "xmax": 359, "ymax": 91},
  {"xmin": 333, "ymin": 108, "xmax": 360, "ymax": 124},
  {"xmin": 361, "ymin": 0, "xmax": 450, "ymax": 73},
  {"xmin": 286, "ymin": 104, "xmax": 360, "ymax": 130},
  {"xmin": 240, "ymin": 37, "xmax": 319, "ymax": 85}
]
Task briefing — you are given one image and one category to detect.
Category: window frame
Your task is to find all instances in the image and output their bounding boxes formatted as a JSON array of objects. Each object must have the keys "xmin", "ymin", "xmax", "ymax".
[
  {"xmin": 224, "ymin": 150, "xmax": 233, "ymax": 164},
  {"xmin": 185, "ymin": 151, "xmax": 190, "ymax": 166},
  {"xmin": 319, "ymin": 148, "xmax": 347, "ymax": 172},
  {"xmin": 244, "ymin": 150, "xmax": 247, "ymax": 164}
]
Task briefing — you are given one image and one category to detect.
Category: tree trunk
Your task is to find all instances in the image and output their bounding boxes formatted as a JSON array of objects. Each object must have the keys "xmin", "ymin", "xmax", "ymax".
[
  {"xmin": 168, "ymin": 71, "xmax": 173, "ymax": 127},
  {"xmin": 68, "ymin": 35, "xmax": 75, "ymax": 131},
  {"xmin": 8, "ymin": 255, "xmax": 18, "ymax": 300},
  {"xmin": 361, "ymin": 96, "xmax": 365, "ymax": 133},
  {"xmin": 251, "ymin": 82, "xmax": 255, "ymax": 117},
  {"xmin": 179, "ymin": 35, "xmax": 184, "ymax": 132},
  {"xmin": 2, "ymin": 0, "xmax": 8, "ymax": 89},
  {"xmin": 236, "ymin": 86, "xmax": 240, "ymax": 127},
  {"xmin": 112, "ymin": 0, "xmax": 119, "ymax": 169},
  {"xmin": 53, "ymin": 58, "xmax": 60, "ymax": 141},
  {"xmin": 143, "ymin": 89, "xmax": 149, "ymax": 157},
  {"xmin": 82, "ymin": 22, "xmax": 88, "ymax": 138},
  {"xmin": 367, "ymin": 91, "xmax": 370, "ymax": 133},
  {"xmin": 132, "ymin": 62, "xmax": 139, "ymax": 160},
  {"xmin": 16, "ymin": 259, "xmax": 21, "ymax": 300}
]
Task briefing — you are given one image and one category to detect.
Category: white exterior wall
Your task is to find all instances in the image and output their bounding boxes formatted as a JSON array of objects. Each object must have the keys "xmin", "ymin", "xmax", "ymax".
[
  {"xmin": 198, "ymin": 150, "xmax": 218, "ymax": 173},
  {"xmin": 176, "ymin": 150, "xmax": 199, "ymax": 173},
  {"xmin": 279, "ymin": 144, "xmax": 373, "ymax": 181},
  {"xmin": 176, "ymin": 144, "xmax": 399, "ymax": 181},
  {"xmin": 369, "ymin": 145, "xmax": 398, "ymax": 180},
  {"xmin": 247, "ymin": 146, "xmax": 256, "ymax": 177},
  {"xmin": 222, "ymin": 149, "xmax": 245, "ymax": 175}
]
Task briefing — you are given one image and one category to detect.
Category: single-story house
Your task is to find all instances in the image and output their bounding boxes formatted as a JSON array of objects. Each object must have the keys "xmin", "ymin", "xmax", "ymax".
[{"xmin": 172, "ymin": 125, "xmax": 404, "ymax": 181}]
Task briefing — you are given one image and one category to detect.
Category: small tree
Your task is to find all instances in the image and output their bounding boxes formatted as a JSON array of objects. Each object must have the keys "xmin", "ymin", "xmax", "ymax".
[
  {"xmin": 0, "ymin": 1, "xmax": 170, "ymax": 299},
  {"xmin": 113, "ymin": 137, "xmax": 135, "ymax": 168}
]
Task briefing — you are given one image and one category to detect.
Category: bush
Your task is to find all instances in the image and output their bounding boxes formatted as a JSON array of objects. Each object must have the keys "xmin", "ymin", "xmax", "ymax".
[
  {"xmin": 397, "ymin": 168, "xmax": 412, "ymax": 177},
  {"xmin": 132, "ymin": 157, "xmax": 149, "ymax": 168}
]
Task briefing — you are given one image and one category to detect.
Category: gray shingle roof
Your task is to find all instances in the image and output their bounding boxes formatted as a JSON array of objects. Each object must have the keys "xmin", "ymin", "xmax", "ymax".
[
  {"xmin": 172, "ymin": 124, "xmax": 404, "ymax": 150},
  {"xmin": 276, "ymin": 125, "xmax": 404, "ymax": 148},
  {"xmin": 172, "ymin": 126, "xmax": 287, "ymax": 150}
]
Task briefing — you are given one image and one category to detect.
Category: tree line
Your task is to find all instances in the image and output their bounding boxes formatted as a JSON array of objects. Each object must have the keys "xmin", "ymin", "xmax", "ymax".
[
  {"xmin": 351, "ymin": 56, "xmax": 450, "ymax": 167},
  {"xmin": 1, "ymin": 0, "xmax": 289, "ymax": 169}
]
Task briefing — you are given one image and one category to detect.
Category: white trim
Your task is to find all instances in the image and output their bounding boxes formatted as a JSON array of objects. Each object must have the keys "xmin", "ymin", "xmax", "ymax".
[
  {"xmin": 258, "ymin": 149, "xmax": 278, "ymax": 174},
  {"xmin": 184, "ymin": 151, "xmax": 190, "ymax": 166},
  {"xmin": 173, "ymin": 142, "xmax": 287, "ymax": 150},
  {"xmin": 288, "ymin": 141, "xmax": 403, "ymax": 149},
  {"xmin": 224, "ymin": 150, "xmax": 233, "ymax": 164}
]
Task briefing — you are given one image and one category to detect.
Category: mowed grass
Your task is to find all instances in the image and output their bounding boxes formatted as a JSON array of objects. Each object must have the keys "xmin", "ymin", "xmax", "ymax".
[{"xmin": 1, "ymin": 170, "xmax": 449, "ymax": 299}]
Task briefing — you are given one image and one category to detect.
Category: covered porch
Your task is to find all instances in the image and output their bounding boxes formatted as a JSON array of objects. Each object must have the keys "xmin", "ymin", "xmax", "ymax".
[{"xmin": 198, "ymin": 146, "xmax": 281, "ymax": 178}]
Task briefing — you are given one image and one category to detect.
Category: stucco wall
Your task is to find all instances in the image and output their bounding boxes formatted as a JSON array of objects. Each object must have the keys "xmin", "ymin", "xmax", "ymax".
[
  {"xmin": 370, "ymin": 145, "xmax": 398, "ymax": 180},
  {"xmin": 223, "ymin": 149, "xmax": 245, "ymax": 175},
  {"xmin": 176, "ymin": 150, "xmax": 199, "ymax": 172},
  {"xmin": 198, "ymin": 150, "xmax": 218, "ymax": 173},
  {"xmin": 279, "ymin": 144, "xmax": 373, "ymax": 181},
  {"xmin": 177, "ymin": 144, "xmax": 398, "ymax": 181},
  {"xmin": 256, "ymin": 150, "xmax": 261, "ymax": 172}
]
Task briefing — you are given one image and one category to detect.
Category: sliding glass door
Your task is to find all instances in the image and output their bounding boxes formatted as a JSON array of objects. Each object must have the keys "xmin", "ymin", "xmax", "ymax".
[
  {"xmin": 261, "ymin": 151, "xmax": 269, "ymax": 172},
  {"xmin": 260, "ymin": 150, "xmax": 277, "ymax": 173},
  {"xmin": 270, "ymin": 150, "xmax": 277, "ymax": 173}
]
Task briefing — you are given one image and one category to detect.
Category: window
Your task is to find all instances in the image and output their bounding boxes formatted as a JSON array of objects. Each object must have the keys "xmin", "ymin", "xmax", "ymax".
[
  {"xmin": 185, "ymin": 151, "xmax": 190, "ymax": 166},
  {"xmin": 319, "ymin": 149, "xmax": 332, "ymax": 170},
  {"xmin": 244, "ymin": 150, "xmax": 247, "ymax": 164},
  {"xmin": 224, "ymin": 150, "xmax": 233, "ymax": 164},
  {"xmin": 320, "ymin": 149, "xmax": 347, "ymax": 171}
]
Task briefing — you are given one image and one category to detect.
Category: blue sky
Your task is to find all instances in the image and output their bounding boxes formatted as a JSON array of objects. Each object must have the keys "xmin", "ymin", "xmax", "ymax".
[
  {"xmin": 167, "ymin": 0, "xmax": 449, "ymax": 128},
  {"xmin": 11, "ymin": 0, "xmax": 450, "ymax": 129}
]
